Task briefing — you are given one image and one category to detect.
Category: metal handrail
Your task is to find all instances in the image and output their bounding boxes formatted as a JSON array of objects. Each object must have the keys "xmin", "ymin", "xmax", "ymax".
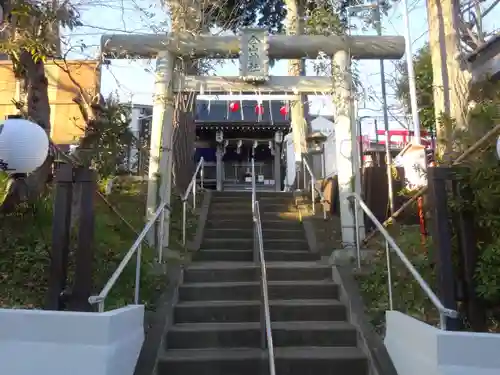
[
  {"xmin": 348, "ymin": 192, "xmax": 459, "ymax": 330},
  {"xmin": 253, "ymin": 201, "xmax": 276, "ymax": 375},
  {"xmin": 251, "ymin": 158, "xmax": 256, "ymax": 215},
  {"xmin": 302, "ymin": 155, "xmax": 327, "ymax": 219},
  {"xmin": 89, "ymin": 200, "xmax": 171, "ymax": 312},
  {"xmin": 250, "ymin": 158, "xmax": 275, "ymax": 374},
  {"xmin": 182, "ymin": 157, "xmax": 205, "ymax": 246}
]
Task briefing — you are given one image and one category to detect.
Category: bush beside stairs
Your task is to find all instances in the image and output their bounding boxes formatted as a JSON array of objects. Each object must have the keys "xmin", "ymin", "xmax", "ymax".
[{"xmin": 156, "ymin": 191, "xmax": 370, "ymax": 375}]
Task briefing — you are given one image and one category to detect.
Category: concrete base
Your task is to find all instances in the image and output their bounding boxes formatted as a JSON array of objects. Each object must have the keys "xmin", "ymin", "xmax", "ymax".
[
  {"xmin": 0, "ymin": 306, "xmax": 144, "ymax": 375},
  {"xmin": 385, "ymin": 311, "xmax": 500, "ymax": 375}
]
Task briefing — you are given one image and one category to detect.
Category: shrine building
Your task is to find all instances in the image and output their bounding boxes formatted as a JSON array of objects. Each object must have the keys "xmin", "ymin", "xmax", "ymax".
[{"xmin": 194, "ymin": 98, "xmax": 291, "ymax": 191}]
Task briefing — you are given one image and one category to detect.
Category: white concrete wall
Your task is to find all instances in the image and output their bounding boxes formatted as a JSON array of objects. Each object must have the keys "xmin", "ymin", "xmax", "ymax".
[
  {"xmin": 0, "ymin": 305, "xmax": 144, "ymax": 375},
  {"xmin": 385, "ymin": 311, "xmax": 500, "ymax": 375}
]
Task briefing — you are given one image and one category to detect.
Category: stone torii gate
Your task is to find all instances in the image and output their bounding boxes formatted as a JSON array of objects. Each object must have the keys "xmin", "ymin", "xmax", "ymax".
[{"xmin": 101, "ymin": 30, "xmax": 405, "ymax": 256}]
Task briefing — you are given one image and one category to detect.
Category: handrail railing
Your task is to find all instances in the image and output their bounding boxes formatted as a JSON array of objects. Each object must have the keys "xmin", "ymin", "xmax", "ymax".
[
  {"xmin": 253, "ymin": 200, "xmax": 276, "ymax": 375},
  {"xmin": 251, "ymin": 158, "xmax": 275, "ymax": 375},
  {"xmin": 182, "ymin": 157, "xmax": 205, "ymax": 246},
  {"xmin": 251, "ymin": 158, "xmax": 256, "ymax": 215},
  {"xmin": 348, "ymin": 192, "xmax": 459, "ymax": 330},
  {"xmin": 89, "ymin": 200, "xmax": 171, "ymax": 312},
  {"xmin": 302, "ymin": 155, "xmax": 327, "ymax": 219}
]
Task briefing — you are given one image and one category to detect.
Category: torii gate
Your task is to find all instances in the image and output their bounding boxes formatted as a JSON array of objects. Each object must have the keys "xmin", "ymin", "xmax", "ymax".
[{"xmin": 101, "ymin": 30, "xmax": 405, "ymax": 256}]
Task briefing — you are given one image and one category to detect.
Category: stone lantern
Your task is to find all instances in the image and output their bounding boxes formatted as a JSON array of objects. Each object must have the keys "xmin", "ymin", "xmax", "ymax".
[{"xmin": 306, "ymin": 131, "xmax": 328, "ymax": 179}]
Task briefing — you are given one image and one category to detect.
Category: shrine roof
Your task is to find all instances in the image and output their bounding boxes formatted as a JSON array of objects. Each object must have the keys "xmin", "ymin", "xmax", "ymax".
[{"xmin": 195, "ymin": 99, "xmax": 291, "ymax": 124}]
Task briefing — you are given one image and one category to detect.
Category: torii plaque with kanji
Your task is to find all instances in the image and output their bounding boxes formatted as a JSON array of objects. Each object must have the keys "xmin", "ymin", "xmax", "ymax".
[{"xmin": 239, "ymin": 28, "xmax": 269, "ymax": 82}]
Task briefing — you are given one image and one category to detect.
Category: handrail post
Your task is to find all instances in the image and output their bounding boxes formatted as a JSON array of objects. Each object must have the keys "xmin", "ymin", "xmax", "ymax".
[
  {"xmin": 157, "ymin": 206, "xmax": 166, "ymax": 263},
  {"xmin": 201, "ymin": 158, "xmax": 204, "ymax": 189},
  {"xmin": 259, "ymin": 244, "xmax": 266, "ymax": 349},
  {"xmin": 182, "ymin": 200, "xmax": 187, "ymax": 247},
  {"xmin": 192, "ymin": 182, "xmax": 196, "ymax": 210},
  {"xmin": 134, "ymin": 243, "xmax": 142, "ymax": 304},
  {"xmin": 385, "ymin": 240, "xmax": 394, "ymax": 310},
  {"xmin": 354, "ymin": 198, "xmax": 361, "ymax": 269},
  {"xmin": 311, "ymin": 176, "xmax": 316, "ymax": 215}
]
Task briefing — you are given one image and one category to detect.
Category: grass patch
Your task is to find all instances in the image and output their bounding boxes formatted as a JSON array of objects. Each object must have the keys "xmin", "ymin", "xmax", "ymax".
[
  {"xmin": 355, "ymin": 225, "xmax": 439, "ymax": 334},
  {"xmin": 0, "ymin": 179, "xmax": 200, "ymax": 311}
]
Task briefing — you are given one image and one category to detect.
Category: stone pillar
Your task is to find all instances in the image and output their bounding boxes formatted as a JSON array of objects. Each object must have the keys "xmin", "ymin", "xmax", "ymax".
[
  {"xmin": 146, "ymin": 51, "xmax": 175, "ymax": 250},
  {"xmin": 332, "ymin": 50, "xmax": 358, "ymax": 251},
  {"xmin": 274, "ymin": 143, "xmax": 281, "ymax": 192},
  {"xmin": 216, "ymin": 145, "xmax": 223, "ymax": 191}
]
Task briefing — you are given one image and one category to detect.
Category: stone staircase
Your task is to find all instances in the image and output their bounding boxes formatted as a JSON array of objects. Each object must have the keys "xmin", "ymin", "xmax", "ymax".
[{"xmin": 157, "ymin": 191, "xmax": 369, "ymax": 375}]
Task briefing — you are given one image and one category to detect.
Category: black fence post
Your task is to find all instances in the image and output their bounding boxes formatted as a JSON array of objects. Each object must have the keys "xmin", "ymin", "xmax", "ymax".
[
  {"xmin": 452, "ymin": 177, "xmax": 487, "ymax": 331},
  {"xmin": 68, "ymin": 167, "xmax": 96, "ymax": 311},
  {"xmin": 427, "ymin": 167, "xmax": 461, "ymax": 330},
  {"xmin": 45, "ymin": 163, "xmax": 73, "ymax": 310}
]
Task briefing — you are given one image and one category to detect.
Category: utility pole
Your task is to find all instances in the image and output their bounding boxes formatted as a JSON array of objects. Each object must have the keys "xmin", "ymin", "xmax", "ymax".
[
  {"xmin": 401, "ymin": 0, "xmax": 421, "ymax": 144},
  {"xmin": 374, "ymin": 3, "xmax": 395, "ymax": 214},
  {"xmin": 348, "ymin": 1, "xmax": 395, "ymax": 214}
]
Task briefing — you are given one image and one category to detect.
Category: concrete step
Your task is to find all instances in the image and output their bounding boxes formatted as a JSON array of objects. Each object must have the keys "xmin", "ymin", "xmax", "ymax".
[
  {"xmin": 193, "ymin": 249, "xmax": 319, "ymax": 262},
  {"xmin": 207, "ymin": 211, "xmax": 253, "ymax": 221},
  {"xmin": 174, "ymin": 299, "xmax": 346, "ymax": 323},
  {"xmin": 262, "ymin": 239, "xmax": 310, "ymax": 251},
  {"xmin": 179, "ymin": 280, "xmax": 338, "ymax": 301},
  {"xmin": 183, "ymin": 262, "xmax": 332, "ymax": 283},
  {"xmin": 205, "ymin": 219, "xmax": 302, "ymax": 231},
  {"xmin": 200, "ymin": 238, "xmax": 310, "ymax": 251},
  {"xmin": 200, "ymin": 238, "xmax": 253, "ymax": 250},
  {"xmin": 203, "ymin": 228, "xmax": 305, "ymax": 240},
  {"xmin": 212, "ymin": 191, "xmax": 294, "ymax": 199},
  {"xmin": 208, "ymin": 211, "xmax": 300, "ymax": 221},
  {"xmin": 167, "ymin": 321, "xmax": 357, "ymax": 349},
  {"xmin": 158, "ymin": 347, "xmax": 367, "ymax": 375},
  {"xmin": 210, "ymin": 201, "xmax": 296, "ymax": 212}
]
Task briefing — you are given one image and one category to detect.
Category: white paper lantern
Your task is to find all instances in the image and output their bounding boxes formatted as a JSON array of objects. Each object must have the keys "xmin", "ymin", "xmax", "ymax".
[{"xmin": 0, "ymin": 118, "xmax": 49, "ymax": 174}]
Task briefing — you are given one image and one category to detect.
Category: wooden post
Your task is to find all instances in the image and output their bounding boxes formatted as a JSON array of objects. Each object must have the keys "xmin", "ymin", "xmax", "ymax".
[
  {"xmin": 45, "ymin": 163, "xmax": 73, "ymax": 310},
  {"xmin": 145, "ymin": 51, "xmax": 175, "ymax": 250},
  {"xmin": 427, "ymin": 167, "xmax": 460, "ymax": 330},
  {"xmin": 333, "ymin": 50, "xmax": 359, "ymax": 248},
  {"xmin": 68, "ymin": 167, "xmax": 96, "ymax": 312},
  {"xmin": 452, "ymin": 176, "xmax": 486, "ymax": 331}
]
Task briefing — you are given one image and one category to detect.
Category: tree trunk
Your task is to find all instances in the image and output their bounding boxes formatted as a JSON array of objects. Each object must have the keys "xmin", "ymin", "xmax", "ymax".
[
  {"xmin": 427, "ymin": 0, "xmax": 471, "ymax": 160},
  {"xmin": 168, "ymin": 0, "xmax": 202, "ymax": 194},
  {"xmin": 285, "ymin": 0, "xmax": 309, "ymax": 188},
  {"xmin": 0, "ymin": 51, "xmax": 52, "ymax": 212}
]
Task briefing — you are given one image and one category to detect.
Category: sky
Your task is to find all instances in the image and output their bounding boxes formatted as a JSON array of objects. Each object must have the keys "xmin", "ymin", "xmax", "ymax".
[{"xmin": 65, "ymin": 0, "xmax": 500, "ymax": 139}]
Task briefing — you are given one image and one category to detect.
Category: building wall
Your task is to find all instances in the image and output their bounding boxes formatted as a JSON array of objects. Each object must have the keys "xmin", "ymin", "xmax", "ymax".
[{"xmin": 0, "ymin": 60, "xmax": 100, "ymax": 145}]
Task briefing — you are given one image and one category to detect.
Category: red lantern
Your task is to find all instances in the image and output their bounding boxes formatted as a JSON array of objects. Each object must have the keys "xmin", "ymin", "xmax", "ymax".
[
  {"xmin": 229, "ymin": 101, "xmax": 239, "ymax": 112},
  {"xmin": 255, "ymin": 104, "xmax": 264, "ymax": 115},
  {"xmin": 279, "ymin": 105, "xmax": 288, "ymax": 116}
]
